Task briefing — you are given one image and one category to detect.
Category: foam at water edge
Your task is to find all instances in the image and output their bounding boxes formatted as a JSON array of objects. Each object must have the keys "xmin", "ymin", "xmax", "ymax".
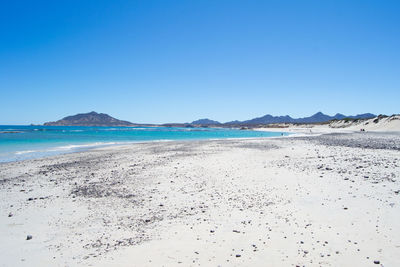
[{"xmin": 0, "ymin": 142, "xmax": 132, "ymax": 163}]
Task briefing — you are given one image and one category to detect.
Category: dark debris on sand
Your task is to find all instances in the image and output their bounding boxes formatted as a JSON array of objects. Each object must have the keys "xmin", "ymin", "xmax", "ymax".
[{"xmin": 298, "ymin": 132, "xmax": 400, "ymax": 151}]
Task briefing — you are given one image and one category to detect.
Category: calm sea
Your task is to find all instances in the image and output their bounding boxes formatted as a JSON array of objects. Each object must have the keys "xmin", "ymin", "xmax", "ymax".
[{"xmin": 0, "ymin": 125, "xmax": 288, "ymax": 162}]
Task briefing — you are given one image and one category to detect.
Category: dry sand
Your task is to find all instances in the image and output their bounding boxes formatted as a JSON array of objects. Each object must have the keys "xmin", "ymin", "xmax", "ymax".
[{"xmin": 1, "ymin": 132, "xmax": 400, "ymax": 266}]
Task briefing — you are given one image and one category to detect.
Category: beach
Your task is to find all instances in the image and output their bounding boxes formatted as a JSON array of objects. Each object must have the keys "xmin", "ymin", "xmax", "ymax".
[{"xmin": 1, "ymin": 132, "xmax": 400, "ymax": 266}]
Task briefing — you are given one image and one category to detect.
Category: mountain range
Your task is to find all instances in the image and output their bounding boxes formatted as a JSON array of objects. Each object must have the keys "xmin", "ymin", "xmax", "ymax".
[
  {"xmin": 191, "ymin": 112, "xmax": 375, "ymax": 125},
  {"xmin": 224, "ymin": 112, "xmax": 376, "ymax": 125},
  {"xmin": 43, "ymin": 111, "xmax": 377, "ymax": 127}
]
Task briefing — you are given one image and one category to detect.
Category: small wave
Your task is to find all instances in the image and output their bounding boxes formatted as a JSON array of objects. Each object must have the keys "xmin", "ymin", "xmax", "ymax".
[
  {"xmin": 53, "ymin": 142, "xmax": 119, "ymax": 150},
  {"xmin": 2, "ymin": 128, "xmax": 25, "ymax": 131},
  {"xmin": 10, "ymin": 142, "xmax": 124, "ymax": 157},
  {"xmin": 101, "ymin": 127, "xmax": 148, "ymax": 131},
  {"xmin": 15, "ymin": 150, "xmax": 36, "ymax": 155},
  {"xmin": 63, "ymin": 130, "xmax": 85, "ymax": 132}
]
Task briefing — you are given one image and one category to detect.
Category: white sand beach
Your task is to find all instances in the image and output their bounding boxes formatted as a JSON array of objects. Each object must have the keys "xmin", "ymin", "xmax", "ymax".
[{"xmin": 1, "ymin": 131, "xmax": 400, "ymax": 266}]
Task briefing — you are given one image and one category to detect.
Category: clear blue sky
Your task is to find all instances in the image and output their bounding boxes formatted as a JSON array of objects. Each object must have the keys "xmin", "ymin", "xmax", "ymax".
[{"xmin": 1, "ymin": 0, "xmax": 399, "ymax": 124}]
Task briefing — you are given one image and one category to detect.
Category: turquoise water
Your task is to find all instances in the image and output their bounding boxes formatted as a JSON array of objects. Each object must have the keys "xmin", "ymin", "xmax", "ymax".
[{"xmin": 0, "ymin": 125, "xmax": 288, "ymax": 162}]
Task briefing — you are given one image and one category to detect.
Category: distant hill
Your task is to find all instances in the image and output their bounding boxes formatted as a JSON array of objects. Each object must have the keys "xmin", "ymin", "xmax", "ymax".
[
  {"xmin": 345, "ymin": 113, "xmax": 377, "ymax": 120},
  {"xmin": 225, "ymin": 112, "xmax": 376, "ymax": 125},
  {"xmin": 44, "ymin": 112, "xmax": 136, "ymax": 126},
  {"xmin": 191, "ymin": 118, "xmax": 221, "ymax": 125}
]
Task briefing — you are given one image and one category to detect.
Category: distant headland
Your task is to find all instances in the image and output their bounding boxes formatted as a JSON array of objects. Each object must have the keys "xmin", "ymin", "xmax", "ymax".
[{"xmin": 44, "ymin": 111, "xmax": 138, "ymax": 127}]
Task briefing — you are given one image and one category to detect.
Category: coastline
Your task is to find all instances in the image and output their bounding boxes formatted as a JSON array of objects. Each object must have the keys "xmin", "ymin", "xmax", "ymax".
[
  {"xmin": 0, "ymin": 134, "xmax": 289, "ymax": 164},
  {"xmin": 0, "ymin": 126, "xmax": 286, "ymax": 164},
  {"xmin": 1, "ymin": 132, "xmax": 399, "ymax": 266}
]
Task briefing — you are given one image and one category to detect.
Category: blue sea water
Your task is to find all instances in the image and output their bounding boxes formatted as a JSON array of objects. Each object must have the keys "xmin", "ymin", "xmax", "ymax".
[{"xmin": 0, "ymin": 125, "xmax": 288, "ymax": 163}]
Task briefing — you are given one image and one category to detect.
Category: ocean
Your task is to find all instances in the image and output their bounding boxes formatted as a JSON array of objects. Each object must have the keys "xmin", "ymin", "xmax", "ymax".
[{"xmin": 0, "ymin": 125, "xmax": 288, "ymax": 162}]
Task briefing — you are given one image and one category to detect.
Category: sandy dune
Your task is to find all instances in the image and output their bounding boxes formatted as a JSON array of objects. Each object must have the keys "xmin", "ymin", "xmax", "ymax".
[{"xmin": 255, "ymin": 114, "xmax": 400, "ymax": 135}]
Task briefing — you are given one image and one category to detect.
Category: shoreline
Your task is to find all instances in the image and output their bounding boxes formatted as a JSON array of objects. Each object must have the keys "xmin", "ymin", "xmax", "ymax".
[
  {"xmin": 1, "ymin": 132, "xmax": 399, "ymax": 266},
  {"xmin": 0, "ymin": 130, "xmax": 291, "ymax": 164}
]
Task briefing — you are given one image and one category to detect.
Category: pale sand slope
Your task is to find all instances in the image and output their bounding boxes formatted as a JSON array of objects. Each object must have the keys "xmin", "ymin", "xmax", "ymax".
[
  {"xmin": 332, "ymin": 115, "xmax": 400, "ymax": 132},
  {"xmin": 1, "ymin": 133, "xmax": 400, "ymax": 266},
  {"xmin": 255, "ymin": 114, "xmax": 400, "ymax": 135}
]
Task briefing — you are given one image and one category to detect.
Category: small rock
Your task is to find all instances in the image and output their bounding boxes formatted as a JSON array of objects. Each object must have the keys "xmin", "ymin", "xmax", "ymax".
[
  {"xmin": 26, "ymin": 235, "xmax": 32, "ymax": 240},
  {"xmin": 373, "ymin": 260, "xmax": 380, "ymax": 264},
  {"xmin": 235, "ymin": 254, "xmax": 241, "ymax": 257},
  {"xmin": 8, "ymin": 212, "xmax": 13, "ymax": 217}
]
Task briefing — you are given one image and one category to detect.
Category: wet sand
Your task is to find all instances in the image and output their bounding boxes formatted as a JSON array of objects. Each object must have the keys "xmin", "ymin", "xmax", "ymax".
[{"xmin": 1, "ymin": 132, "xmax": 399, "ymax": 266}]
